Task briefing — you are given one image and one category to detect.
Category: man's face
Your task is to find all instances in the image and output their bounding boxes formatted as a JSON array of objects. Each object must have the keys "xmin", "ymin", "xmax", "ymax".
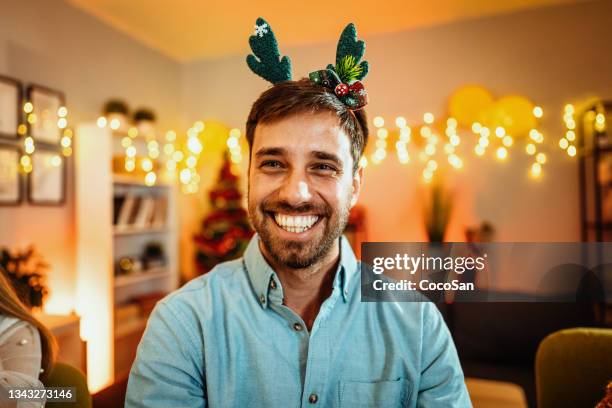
[{"xmin": 248, "ymin": 112, "xmax": 362, "ymax": 269}]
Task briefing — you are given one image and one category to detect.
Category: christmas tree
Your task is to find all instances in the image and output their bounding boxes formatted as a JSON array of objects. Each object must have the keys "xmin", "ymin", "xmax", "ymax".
[{"xmin": 193, "ymin": 154, "xmax": 253, "ymax": 274}]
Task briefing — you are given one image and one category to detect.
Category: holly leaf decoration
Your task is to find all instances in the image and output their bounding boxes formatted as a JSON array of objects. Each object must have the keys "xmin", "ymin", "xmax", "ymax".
[
  {"xmin": 334, "ymin": 23, "xmax": 369, "ymax": 83},
  {"xmin": 246, "ymin": 17, "xmax": 292, "ymax": 84},
  {"xmin": 336, "ymin": 55, "xmax": 364, "ymax": 83}
]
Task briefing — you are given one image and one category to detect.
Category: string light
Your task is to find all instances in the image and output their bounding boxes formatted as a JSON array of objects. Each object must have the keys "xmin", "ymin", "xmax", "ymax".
[
  {"xmin": 20, "ymin": 155, "xmax": 32, "ymax": 174},
  {"xmin": 562, "ymin": 104, "xmax": 577, "ymax": 157},
  {"xmin": 595, "ymin": 112, "xmax": 606, "ymax": 133},
  {"xmin": 526, "ymin": 143, "xmax": 536, "ymax": 155},
  {"xmin": 128, "ymin": 127, "xmax": 138, "ymax": 138},
  {"xmin": 24, "ymin": 136, "xmax": 35, "ymax": 154},
  {"xmin": 448, "ymin": 154, "xmax": 463, "ymax": 169},
  {"xmin": 227, "ymin": 128, "xmax": 243, "ymax": 164},
  {"xmin": 125, "ymin": 146, "xmax": 136, "ymax": 158},
  {"xmin": 424, "ymin": 143, "xmax": 436, "ymax": 156},
  {"xmin": 194, "ymin": 121, "xmax": 205, "ymax": 132},
  {"xmin": 371, "ymin": 118, "xmax": 388, "ymax": 164},
  {"xmin": 144, "ymin": 171, "xmax": 157, "ymax": 186},
  {"xmin": 172, "ymin": 151, "xmax": 184, "ymax": 162},
  {"xmin": 125, "ymin": 158, "xmax": 135, "ymax": 172},
  {"xmin": 530, "ymin": 162, "xmax": 542, "ymax": 178},
  {"xmin": 474, "ymin": 145, "xmax": 485, "ymax": 156},
  {"xmin": 373, "ymin": 116, "xmax": 384, "ymax": 128},
  {"xmin": 141, "ymin": 158, "xmax": 153, "ymax": 172},
  {"xmin": 61, "ymin": 129, "xmax": 73, "ymax": 157},
  {"xmin": 533, "ymin": 106, "xmax": 543, "ymax": 118},
  {"xmin": 50, "ymin": 154, "xmax": 62, "ymax": 168},
  {"xmin": 536, "ymin": 153, "xmax": 547, "ymax": 164}
]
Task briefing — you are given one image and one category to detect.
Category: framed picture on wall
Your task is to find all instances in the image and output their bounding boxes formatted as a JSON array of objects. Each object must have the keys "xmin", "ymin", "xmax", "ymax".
[
  {"xmin": 26, "ymin": 85, "xmax": 64, "ymax": 146},
  {"xmin": 0, "ymin": 76, "xmax": 22, "ymax": 140},
  {"xmin": 0, "ymin": 145, "xmax": 22, "ymax": 205},
  {"xmin": 28, "ymin": 148, "xmax": 66, "ymax": 205}
]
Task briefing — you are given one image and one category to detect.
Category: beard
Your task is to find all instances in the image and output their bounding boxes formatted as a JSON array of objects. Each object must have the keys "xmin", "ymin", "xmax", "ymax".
[{"xmin": 248, "ymin": 195, "xmax": 351, "ymax": 269}]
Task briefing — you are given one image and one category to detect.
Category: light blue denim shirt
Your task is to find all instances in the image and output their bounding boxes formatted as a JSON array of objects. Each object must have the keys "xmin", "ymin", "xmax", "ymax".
[{"xmin": 126, "ymin": 235, "xmax": 471, "ymax": 407}]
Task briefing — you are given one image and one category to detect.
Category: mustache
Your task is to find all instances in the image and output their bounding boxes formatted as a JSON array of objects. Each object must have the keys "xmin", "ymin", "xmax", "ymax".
[{"xmin": 261, "ymin": 199, "xmax": 331, "ymax": 216}]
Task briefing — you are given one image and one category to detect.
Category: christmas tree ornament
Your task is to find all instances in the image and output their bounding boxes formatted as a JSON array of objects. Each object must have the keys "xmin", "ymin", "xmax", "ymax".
[{"xmin": 247, "ymin": 17, "xmax": 370, "ymax": 110}]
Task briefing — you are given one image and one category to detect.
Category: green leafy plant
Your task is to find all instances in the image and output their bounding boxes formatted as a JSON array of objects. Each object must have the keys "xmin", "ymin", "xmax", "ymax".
[
  {"xmin": 104, "ymin": 99, "xmax": 129, "ymax": 115},
  {"xmin": 133, "ymin": 108, "xmax": 156, "ymax": 123},
  {"xmin": 0, "ymin": 246, "xmax": 49, "ymax": 309},
  {"xmin": 425, "ymin": 184, "xmax": 453, "ymax": 243},
  {"xmin": 335, "ymin": 56, "xmax": 364, "ymax": 84}
]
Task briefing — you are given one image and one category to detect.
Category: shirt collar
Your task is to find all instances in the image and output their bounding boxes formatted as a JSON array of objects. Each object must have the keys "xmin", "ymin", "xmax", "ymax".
[{"xmin": 243, "ymin": 234, "xmax": 358, "ymax": 308}]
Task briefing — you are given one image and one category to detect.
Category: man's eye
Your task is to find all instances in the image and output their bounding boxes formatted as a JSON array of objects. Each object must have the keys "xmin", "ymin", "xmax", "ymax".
[
  {"xmin": 260, "ymin": 160, "xmax": 283, "ymax": 169},
  {"xmin": 313, "ymin": 164, "xmax": 337, "ymax": 173}
]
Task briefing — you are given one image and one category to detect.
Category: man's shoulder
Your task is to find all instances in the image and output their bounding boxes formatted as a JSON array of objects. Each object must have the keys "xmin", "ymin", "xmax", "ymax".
[{"xmin": 158, "ymin": 258, "xmax": 248, "ymax": 311}]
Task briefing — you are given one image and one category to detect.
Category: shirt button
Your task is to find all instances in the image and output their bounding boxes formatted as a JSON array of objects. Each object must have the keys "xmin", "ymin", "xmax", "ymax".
[
  {"xmin": 269, "ymin": 279, "xmax": 277, "ymax": 290},
  {"xmin": 260, "ymin": 294, "xmax": 266, "ymax": 304},
  {"xmin": 308, "ymin": 393, "xmax": 318, "ymax": 404},
  {"xmin": 293, "ymin": 323, "xmax": 303, "ymax": 332}
]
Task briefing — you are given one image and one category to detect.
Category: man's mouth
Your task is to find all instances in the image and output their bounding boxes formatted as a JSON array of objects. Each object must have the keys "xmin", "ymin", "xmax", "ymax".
[{"xmin": 272, "ymin": 213, "xmax": 320, "ymax": 234}]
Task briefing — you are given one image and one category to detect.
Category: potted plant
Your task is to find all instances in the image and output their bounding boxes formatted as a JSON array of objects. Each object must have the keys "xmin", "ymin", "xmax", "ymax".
[
  {"xmin": 103, "ymin": 99, "xmax": 130, "ymax": 132},
  {"xmin": 424, "ymin": 183, "xmax": 453, "ymax": 243},
  {"xmin": 0, "ymin": 246, "xmax": 49, "ymax": 310},
  {"xmin": 133, "ymin": 108, "xmax": 156, "ymax": 138}
]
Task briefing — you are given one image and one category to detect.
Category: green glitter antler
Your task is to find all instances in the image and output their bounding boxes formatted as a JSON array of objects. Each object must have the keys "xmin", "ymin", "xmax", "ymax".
[
  {"xmin": 329, "ymin": 23, "xmax": 369, "ymax": 83},
  {"xmin": 246, "ymin": 17, "xmax": 292, "ymax": 84}
]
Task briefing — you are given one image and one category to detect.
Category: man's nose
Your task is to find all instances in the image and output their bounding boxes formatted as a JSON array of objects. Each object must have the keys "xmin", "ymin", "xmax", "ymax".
[{"xmin": 278, "ymin": 170, "xmax": 312, "ymax": 206}]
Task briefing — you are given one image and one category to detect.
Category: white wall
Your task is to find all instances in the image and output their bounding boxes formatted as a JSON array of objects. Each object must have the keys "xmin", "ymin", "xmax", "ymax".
[
  {"xmin": 0, "ymin": 0, "xmax": 182, "ymax": 313},
  {"xmin": 180, "ymin": 0, "xmax": 612, "ymax": 257}
]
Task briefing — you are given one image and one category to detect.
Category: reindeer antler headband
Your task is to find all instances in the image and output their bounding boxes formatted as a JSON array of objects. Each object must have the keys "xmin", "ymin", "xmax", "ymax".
[{"xmin": 247, "ymin": 17, "xmax": 369, "ymax": 110}]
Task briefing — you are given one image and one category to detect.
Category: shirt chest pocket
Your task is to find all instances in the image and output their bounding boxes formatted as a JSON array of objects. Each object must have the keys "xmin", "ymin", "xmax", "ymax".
[{"xmin": 338, "ymin": 378, "xmax": 410, "ymax": 408}]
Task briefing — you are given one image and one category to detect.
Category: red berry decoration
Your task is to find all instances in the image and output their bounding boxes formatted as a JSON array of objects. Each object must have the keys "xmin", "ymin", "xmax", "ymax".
[{"xmin": 335, "ymin": 83, "xmax": 349, "ymax": 97}]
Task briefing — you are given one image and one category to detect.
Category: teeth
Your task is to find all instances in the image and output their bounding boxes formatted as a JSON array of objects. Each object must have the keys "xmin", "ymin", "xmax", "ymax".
[{"xmin": 273, "ymin": 213, "xmax": 319, "ymax": 233}]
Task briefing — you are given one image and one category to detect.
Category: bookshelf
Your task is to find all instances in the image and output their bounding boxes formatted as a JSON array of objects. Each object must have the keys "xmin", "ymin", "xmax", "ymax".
[
  {"xmin": 579, "ymin": 100, "xmax": 612, "ymax": 241},
  {"xmin": 75, "ymin": 123, "xmax": 179, "ymax": 384}
]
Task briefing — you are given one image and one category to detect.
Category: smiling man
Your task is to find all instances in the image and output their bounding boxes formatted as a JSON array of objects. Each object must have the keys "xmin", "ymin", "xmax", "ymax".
[{"xmin": 126, "ymin": 20, "xmax": 471, "ymax": 408}]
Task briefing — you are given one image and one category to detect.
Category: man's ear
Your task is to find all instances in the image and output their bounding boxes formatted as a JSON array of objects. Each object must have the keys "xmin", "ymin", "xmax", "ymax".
[{"xmin": 350, "ymin": 165, "xmax": 364, "ymax": 208}]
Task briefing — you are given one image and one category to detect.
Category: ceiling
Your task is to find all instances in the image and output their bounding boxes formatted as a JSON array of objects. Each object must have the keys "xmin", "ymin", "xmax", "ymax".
[{"xmin": 67, "ymin": 0, "xmax": 578, "ymax": 62}]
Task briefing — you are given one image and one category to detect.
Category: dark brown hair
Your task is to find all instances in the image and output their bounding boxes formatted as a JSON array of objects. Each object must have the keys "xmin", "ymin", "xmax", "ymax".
[
  {"xmin": 246, "ymin": 79, "xmax": 369, "ymax": 172},
  {"xmin": 0, "ymin": 267, "xmax": 57, "ymax": 380}
]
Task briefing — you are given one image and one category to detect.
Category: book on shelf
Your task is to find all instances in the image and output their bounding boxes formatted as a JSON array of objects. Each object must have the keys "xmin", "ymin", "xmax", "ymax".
[
  {"xmin": 115, "ymin": 194, "xmax": 136, "ymax": 230},
  {"xmin": 114, "ymin": 194, "xmax": 167, "ymax": 231},
  {"xmin": 113, "ymin": 195, "xmax": 126, "ymax": 225},
  {"xmin": 133, "ymin": 196, "xmax": 155, "ymax": 228},
  {"xmin": 152, "ymin": 196, "xmax": 167, "ymax": 228},
  {"xmin": 127, "ymin": 196, "xmax": 142, "ymax": 226}
]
